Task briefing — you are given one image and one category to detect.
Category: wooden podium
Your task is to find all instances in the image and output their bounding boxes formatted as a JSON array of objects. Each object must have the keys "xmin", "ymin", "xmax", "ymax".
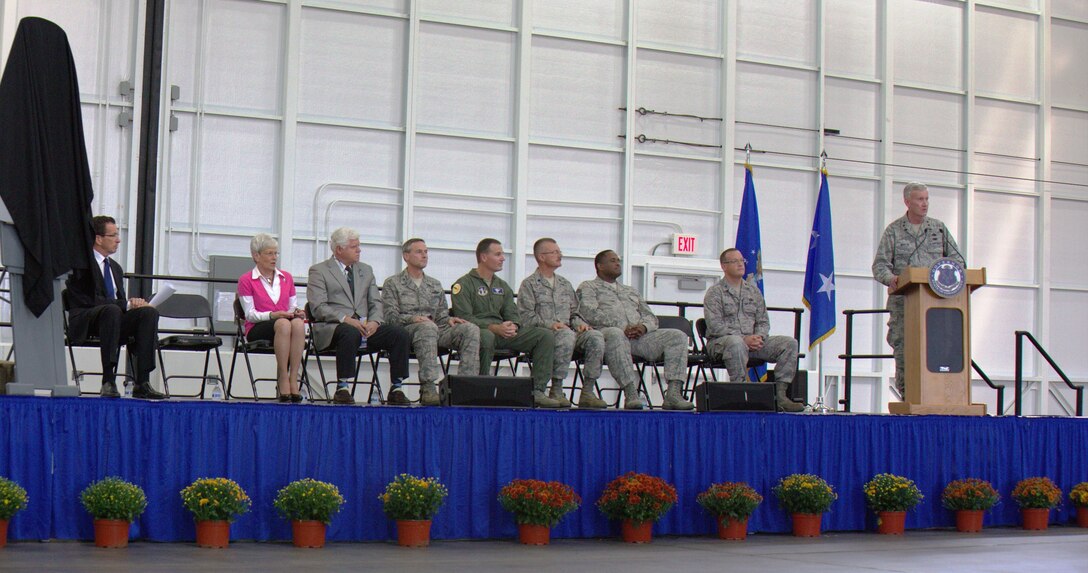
[{"xmin": 888, "ymin": 266, "xmax": 987, "ymax": 416}]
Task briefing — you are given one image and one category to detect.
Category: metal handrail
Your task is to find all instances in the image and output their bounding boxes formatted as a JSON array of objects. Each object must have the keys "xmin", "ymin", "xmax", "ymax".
[
  {"xmin": 1014, "ymin": 330, "xmax": 1082, "ymax": 417},
  {"xmin": 972, "ymin": 360, "xmax": 1004, "ymax": 415}
]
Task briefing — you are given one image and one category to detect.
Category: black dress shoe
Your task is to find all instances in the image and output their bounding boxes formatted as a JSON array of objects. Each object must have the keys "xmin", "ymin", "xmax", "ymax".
[
  {"xmin": 333, "ymin": 388, "xmax": 355, "ymax": 405},
  {"xmin": 132, "ymin": 383, "xmax": 167, "ymax": 400},
  {"xmin": 100, "ymin": 380, "xmax": 120, "ymax": 398},
  {"xmin": 387, "ymin": 388, "xmax": 410, "ymax": 406},
  {"xmin": 277, "ymin": 394, "xmax": 291, "ymax": 403},
  {"xmin": 290, "ymin": 394, "xmax": 303, "ymax": 403}
]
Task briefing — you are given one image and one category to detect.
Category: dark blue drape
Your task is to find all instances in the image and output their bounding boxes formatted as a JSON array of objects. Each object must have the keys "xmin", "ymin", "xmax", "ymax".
[{"xmin": 1, "ymin": 396, "xmax": 1085, "ymax": 541}]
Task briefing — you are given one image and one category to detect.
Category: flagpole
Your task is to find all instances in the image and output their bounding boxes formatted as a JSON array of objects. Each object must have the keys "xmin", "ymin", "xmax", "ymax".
[{"xmin": 812, "ymin": 344, "xmax": 830, "ymax": 414}]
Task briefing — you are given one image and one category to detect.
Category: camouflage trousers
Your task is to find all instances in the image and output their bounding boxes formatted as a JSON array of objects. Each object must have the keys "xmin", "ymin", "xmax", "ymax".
[
  {"xmin": 707, "ymin": 334, "xmax": 798, "ymax": 384},
  {"xmin": 406, "ymin": 321, "xmax": 481, "ymax": 383},
  {"xmin": 479, "ymin": 326, "xmax": 555, "ymax": 390},
  {"xmin": 629, "ymin": 328, "xmax": 689, "ymax": 382},
  {"xmin": 552, "ymin": 326, "xmax": 639, "ymax": 387},
  {"xmin": 886, "ymin": 294, "xmax": 905, "ymax": 394}
]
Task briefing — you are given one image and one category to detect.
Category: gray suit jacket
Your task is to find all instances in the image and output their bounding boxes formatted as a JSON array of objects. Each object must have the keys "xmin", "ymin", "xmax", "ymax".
[{"xmin": 306, "ymin": 257, "xmax": 383, "ymax": 351}]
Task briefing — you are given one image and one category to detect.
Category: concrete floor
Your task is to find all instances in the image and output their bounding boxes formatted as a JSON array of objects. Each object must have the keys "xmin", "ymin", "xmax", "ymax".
[{"xmin": 2, "ymin": 528, "xmax": 1086, "ymax": 573}]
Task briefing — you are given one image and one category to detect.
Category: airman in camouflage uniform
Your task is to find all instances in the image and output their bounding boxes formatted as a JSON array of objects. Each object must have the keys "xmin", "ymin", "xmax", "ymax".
[
  {"xmin": 518, "ymin": 238, "xmax": 645, "ymax": 410},
  {"xmin": 451, "ymin": 239, "xmax": 559, "ymax": 408},
  {"xmin": 704, "ymin": 248, "xmax": 804, "ymax": 412},
  {"xmin": 382, "ymin": 238, "xmax": 481, "ymax": 406},
  {"xmin": 577, "ymin": 250, "xmax": 694, "ymax": 411},
  {"xmin": 872, "ymin": 182, "xmax": 965, "ymax": 394}
]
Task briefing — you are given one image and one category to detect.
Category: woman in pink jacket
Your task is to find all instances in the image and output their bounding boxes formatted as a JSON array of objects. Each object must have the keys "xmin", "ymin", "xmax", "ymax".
[{"xmin": 237, "ymin": 233, "xmax": 306, "ymax": 402}]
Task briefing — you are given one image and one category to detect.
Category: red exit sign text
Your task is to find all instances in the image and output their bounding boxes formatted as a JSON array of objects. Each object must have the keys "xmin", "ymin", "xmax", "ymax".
[{"xmin": 671, "ymin": 234, "xmax": 697, "ymax": 255}]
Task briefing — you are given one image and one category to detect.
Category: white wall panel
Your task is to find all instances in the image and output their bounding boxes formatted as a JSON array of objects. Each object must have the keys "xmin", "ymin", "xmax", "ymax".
[
  {"xmin": 416, "ymin": 23, "xmax": 514, "ymax": 136},
  {"xmin": 17, "ymin": 0, "xmax": 108, "ymax": 95},
  {"xmin": 528, "ymin": 147, "xmax": 622, "ymax": 205},
  {"xmin": 415, "ymin": 212, "xmax": 512, "ymax": 263},
  {"xmin": 315, "ymin": 0, "xmax": 408, "ymax": 14},
  {"xmin": 166, "ymin": 112, "xmax": 196, "ymax": 227},
  {"xmin": 1049, "ymin": 291, "xmax": 1088, "ymax": 379},
  {"xmin": 1050, "ymin": 20, "xmax": 1088, "ymax": 108},
  {"xmin": 974, "ymin": 100, "xmax": 1036, "ymax": 159},
  {"xmin": 736, "ymin": 62, "xmax": 818, "ymax": 129},
  {"xmin": 1052, "ymin": 0, "xmax": 1088, "ymax": 21},
  {"xmin": 890, "ymin": 146, "xmax": 964, "ymax": 187},
  {"xmin": 634, "ymin": 50, "xmax": 722, "ymax": 157},
  {"xmin": 196, "ymin": 116, "xmax": 280, "ymax": 230},
  {"xmin": 972, "ymin": 192, "xmax": 1036, "ymax": 283},
  {"xmin": 973, "ymin": 156, "xmax": 1037, "ymax": 193},
  {"xmin": 814, "ymin": 274, "xmax": 875, "ymax": 370},
  {"xmin": 970, "ymin": 286, "xmax": 1036, "ymax": 375},
  {"xmin": 418, "ymin": 0, "xmax": 515, "ymax": 28},
  {"xmin": 415, "ymin": 246, "xmax": 480, "ymax": 289},
  {"xmin": 636, "ymin": 0, "xmax": 721, "ymax": 52},
  {"xmin": 824, "ymin": 0, "xmax": 878, "ymax": 78},
  {"xmin": 530, "ymin": 37, "xmax": 624, "ymax": 147},
  {"xmin": 294, "ymin": 124, "xmax": 403, "ymax": 237},
  {"xmin": 201, "ymin": 0, "xmax": 285, "ymax": 113},
  {"xmin": 1049, "ymin": 164, "xmax": 1088, "ymax": 198},
  {"xmin": 734, "ymin": 126, "xmax": 817, "ymax": 170},
  {"xmin": 298, "ymin": 8, "xmax": 406, "ymax": 125},
  {"xmin": 1051, "ymin": 109, "xmax": 1088, "ymax": 165},
  {"xmin": 739, "ymin": 168, "xmax": 816, "ymax": 269},
  {"xmin": 532, "ymin": 0, "xmax": 625, "ymax": 41},
  {"xmin": 893, "ymin": 88, "xmax": 963, "ymax": 150},
  {"xmin": 828, "ymin": 177, "xmax": 879, "ymax": 275},
  {"xmin": 737, "ymin": 0, "xmax": 817, "ymax": 66},
  {"xmin": 632, "ymin": 156, "xmax": 720, "ymax": 258},
  {"xmin": 892, "ymin": 0, "xmax": 963, "ymax": 89},
  {"xmin": 414, "ymin": 135, "xmax": 512, "ymax": 198},
  {"xmin": 974, "ymin": 7, "xmax": 1037, "ymax": 100},
  {"xmin": 758, "ymin": 270, "xmax": 804, "ymax": 337},
  {"xmin": 1050, "ymin": 199, "xmax": 1088, "ymax": 287}
]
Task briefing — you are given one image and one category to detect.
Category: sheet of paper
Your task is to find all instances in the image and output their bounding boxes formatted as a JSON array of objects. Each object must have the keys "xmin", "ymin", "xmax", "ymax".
[{"xmin": 148, "ymin": 283, "xmax": 176, "ymax": 308}]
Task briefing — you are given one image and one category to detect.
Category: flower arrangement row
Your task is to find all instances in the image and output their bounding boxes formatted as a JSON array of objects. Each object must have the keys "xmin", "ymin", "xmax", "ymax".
[{"xmin": 1, "ymin": 474, "xmax": 1086, "ymax": 548}]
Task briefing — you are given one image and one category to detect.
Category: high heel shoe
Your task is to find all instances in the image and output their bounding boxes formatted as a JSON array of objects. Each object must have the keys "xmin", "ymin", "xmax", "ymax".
[{"xmin": 290, "ymin": 394, "xmax": 303, "ymax": 403}]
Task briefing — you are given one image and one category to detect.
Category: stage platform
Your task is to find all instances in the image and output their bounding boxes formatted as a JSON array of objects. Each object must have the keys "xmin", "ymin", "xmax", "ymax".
[{"xmin": 1, "ymin": 396, "xmax": 1085, "ymax": 543}]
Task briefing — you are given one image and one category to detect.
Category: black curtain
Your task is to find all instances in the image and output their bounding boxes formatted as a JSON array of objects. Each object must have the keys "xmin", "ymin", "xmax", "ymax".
[{"xmin": 0, "ymin": 17, "xmax": 95, "ymax": 316}]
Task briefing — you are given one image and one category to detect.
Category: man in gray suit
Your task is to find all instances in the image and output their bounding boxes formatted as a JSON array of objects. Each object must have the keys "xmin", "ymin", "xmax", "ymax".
[{"xmin": 307, "ymin": 227, "xmax": 411, "ymax": 405}]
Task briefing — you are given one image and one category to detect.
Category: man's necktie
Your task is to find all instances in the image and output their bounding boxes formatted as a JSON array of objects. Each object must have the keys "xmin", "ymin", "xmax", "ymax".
[
  {"xmin": 103, "ymin": 258, "xmax": 116, "ymax": 299},
  {"xmin": 345, "ymin": 266, "xmax": 355, "ymax": 298}
]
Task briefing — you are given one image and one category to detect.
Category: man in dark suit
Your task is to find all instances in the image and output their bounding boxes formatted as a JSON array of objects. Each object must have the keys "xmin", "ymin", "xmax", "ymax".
[
  {"xmin": 65, "ymin": 216, "xmax": 164, "ymax": 399},
  {"xmin": 307, "ymin": 227, "xmax": 410, "ymax": 405}
]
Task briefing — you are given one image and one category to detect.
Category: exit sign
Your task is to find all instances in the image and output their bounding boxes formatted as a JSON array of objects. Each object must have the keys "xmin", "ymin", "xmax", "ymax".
[{"xmin": 671, "ymin": 233, "xmax": 698, "ymax": 255}]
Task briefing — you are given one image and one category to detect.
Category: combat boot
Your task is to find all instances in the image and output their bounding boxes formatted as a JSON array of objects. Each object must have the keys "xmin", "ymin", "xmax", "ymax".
[
  {"xmin": 662, "ymin": 380, "xmax": 694, "ymax": 411},
  {"xmin": 622, "ymin": 382, "xmax": 646, "ymax": 410},
  {"xmin": 776, "ymin": 383, "xmax": 804, "ymax": 412},
  {"xmin": 533, "ymin": 390, "xmax": 561, "ymax": 408},
  {"xmin": 577, "ymin": 380, "xmax": 608, "ymax": 409},
  {"xmin": 549, "ymin": 380, "xmax": 572, "ymax": 408},
  {"xmin": 419, "ymin": 381, "xmax": 441, "ymax": 406}
]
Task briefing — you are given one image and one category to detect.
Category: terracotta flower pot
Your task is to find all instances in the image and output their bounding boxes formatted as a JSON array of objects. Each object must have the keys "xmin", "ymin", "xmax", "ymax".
[
  {"xmin": 0, "ymin": 519, "xmax": 8, "ymax": 549},
  {"xmin": 876, "ymin": 511, "xmax": 906, "ymax": 535},
  {"xmin": 1076, "ymin": 507, "xmax": 1088, "ymax": 528},
  {"xmin": 621, "ymin": 520, "xmax": 653, "ymax": 543},
  {"xmin": 93, "ymin": 519, "xmax": 131, "ymax": 548},
  {"xmin": 1021, "ymin": 508, "xmax": 1050, "ymax": 530},
  {"xmin": 195, "ymin": 520, "xmax": 231, "ymax": 548},
  {"xmin": 954, "ymin": 509, "xmax": 985, "ymax": 532},
  {"xmin": 291, "ymin": 520, "xmax": 326, "ymax": 548},
  {"xmin": 791, "ymin": 513, "xmax": 822, "ymax": 537},
  {"xmin": 717, "ymin": 516, "xmax": 748, "ymax": 540},
  {"xmin": 396, "ymin": 519, "xmax": 432, "ymax": 547},
  {"xmin": 517, "ymin": 523, "xmax": 550, "ymax": 545}
]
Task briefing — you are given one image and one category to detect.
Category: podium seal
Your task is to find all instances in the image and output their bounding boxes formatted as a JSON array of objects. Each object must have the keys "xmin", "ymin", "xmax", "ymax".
[{"xmin": 928, "ymin": 258, "xmax": 965, "ymax": 298}]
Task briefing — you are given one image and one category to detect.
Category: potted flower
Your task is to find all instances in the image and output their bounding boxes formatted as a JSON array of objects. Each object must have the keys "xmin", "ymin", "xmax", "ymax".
[
  {"xmin": 379, "ymin": 474, "xmax": 448, "ymax": 547},
  {"xmin": 863, "ymin": 473, "xmax": 923, "ymax": 535},
  {"xmin": 180, "ymin": 477, "xmax": 252, "ymax": 547},
  {"xmin": 696, "ymin": 482, "xmax": 762, "ymax": 540},
  {"xmin": 273, "ymin": 478, "xmax": 346, "ymax": 548},
  {"xmin": 772, "ymin": 473, "xmax": 837, "ymax": 537},
  {"xmin": 80, "ymin": 477, "xmax": 147, "ymax": 548},
  {"xmin": 0, "ymin": 477, "xmax": 28, "ymax": 549},
  {"xmin": 498, "ymin": 479, "xmax": 581, "ymax": 545},
  {"xmin": 596, "ymin": 472, "xmax": 678, "ymax": 543},
  {"xmin": 941, "ymin": 478, "xmax": 1000, "ymax": 532},
  {"xmin": 1070, "ymin": 482, "xmax": 1088, "ymax": 528},
  {"xmin": 1011, "ymin": 477, "xmax": 1061, "ymax": 530}
]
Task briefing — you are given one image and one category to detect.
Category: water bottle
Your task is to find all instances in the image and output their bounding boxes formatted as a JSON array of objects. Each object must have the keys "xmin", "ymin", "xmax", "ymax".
[
  {"xmin": 299, "ymin": 385, "xmax": 309, "ymax": 402},
  {"xmin": 123, "ymin": 380, "xmax": 133, "ymax": 398},
  {"xmin": 208, "ymin": 379, "xmax": 223, "ymax": 401}
]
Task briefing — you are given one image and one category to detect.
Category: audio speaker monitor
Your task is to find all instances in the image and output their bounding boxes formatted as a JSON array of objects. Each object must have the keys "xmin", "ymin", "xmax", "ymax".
[
  {"xmin": 695, "ymin": 382, "xmax": 776, "ymax": 412},
  {"xmin": 444, "ymin": 375, "xmax": 534, "ymax": 408}
]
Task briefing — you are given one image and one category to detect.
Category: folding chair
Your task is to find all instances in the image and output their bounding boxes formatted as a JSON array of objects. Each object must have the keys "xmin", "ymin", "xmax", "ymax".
[
  {"xmin": 302, "ymin": 303, "xmax": 387, "ymax": 404},
  {"xmin": 631, "ymin": 316, "xmax": 705, "ymax": 408},
  {"xmin": 693, "ymin": 317, "xmax": 767, "ymax": 386},
  {"xmin": 227, "ymin": 298, "xmax": 316, "ymax": 401},
  {"xmin": 155, "ymin": 294, "xmax": 225, "ymax": 399},
  {"xmin": 61, "ymin": 289, "xmax": 135, "ymax": 395}
]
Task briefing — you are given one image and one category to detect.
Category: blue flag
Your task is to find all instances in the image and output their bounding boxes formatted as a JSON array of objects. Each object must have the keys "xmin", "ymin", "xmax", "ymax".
[
  {"xmin": 735, "ymin": 164, "xmax": 767, "ymax": 381},
  {"xmin": 802, "ymin": 169, "xmax": 836, "ymax": 348}
]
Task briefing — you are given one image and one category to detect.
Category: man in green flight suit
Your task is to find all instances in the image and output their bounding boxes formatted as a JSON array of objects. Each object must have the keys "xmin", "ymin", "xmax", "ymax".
[{"xmin": 452, "ymin": 238, "xmax": 559, "ymax": 408}]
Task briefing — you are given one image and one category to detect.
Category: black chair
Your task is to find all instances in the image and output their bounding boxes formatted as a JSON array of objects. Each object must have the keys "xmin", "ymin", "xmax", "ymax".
[
  {"xmin": 60, "ymin": 289, "xmax": 135, "ymax": 395},
  {"xmin": 633, "ymin": 316, "xmax": 708, "ymax": 405},
  {"xmin": 693, "ymin": 318, "xmax": 767, "ymax": 386},
  {"xmin": 227, "ymin": 298, "xmax": 316, "ymax": 401},
  {"xmin": 302, "ymin": 303, "xmax": 386, "ymax": 404},
  {"xmin": 155, "ymin": 294, "xmax": 225, "ymax": 399}
]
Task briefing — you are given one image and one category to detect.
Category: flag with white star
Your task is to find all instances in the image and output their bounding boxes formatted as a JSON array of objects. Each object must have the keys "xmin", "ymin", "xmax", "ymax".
[{"xmin": 802, "ymin": 169, "xmax": 836, "ymax": 348}]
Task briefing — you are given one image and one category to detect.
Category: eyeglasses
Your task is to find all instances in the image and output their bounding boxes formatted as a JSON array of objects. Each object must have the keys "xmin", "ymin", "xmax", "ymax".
[
  {"xmin": 724, "ymin": 259, "xmax": 746, "ymax": 265},
  {"xmin": 539, "ymin": 250, "xmax": 562, "ymax": 256},
  {"xmin": 98, "ymin": 233, "xmax": 120, "ymax": 238}
]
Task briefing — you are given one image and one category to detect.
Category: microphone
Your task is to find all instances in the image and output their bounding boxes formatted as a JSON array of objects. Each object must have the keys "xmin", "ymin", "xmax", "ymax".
[{"xmin": 939, "ymin": 227, "xmax": 966, "ymax": 264}]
